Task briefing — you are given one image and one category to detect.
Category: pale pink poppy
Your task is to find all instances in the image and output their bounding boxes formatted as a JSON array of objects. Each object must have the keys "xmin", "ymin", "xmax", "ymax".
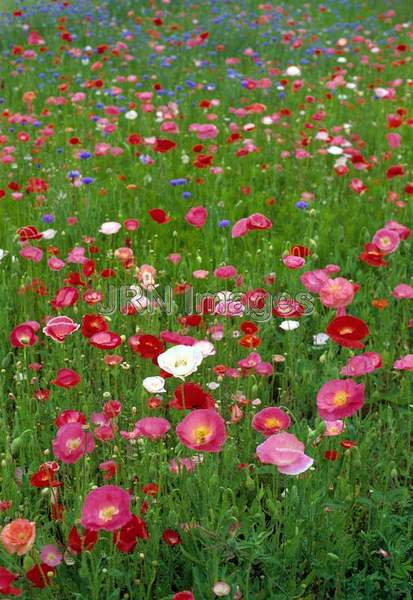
[
  {"xmin": 300, "ymin": 269, "xmax": 330, "ymax": 293},
  {"xmin": 40, "ymin": 544, "xmax": 62, "ymax": 567},
  {"xmin": 393, "ymin": 354, "xmax": 413, "ymax": 371},
  {"xmin": 392, "ymin": 284, "xmax": 413, "ymax": 300},
  {"xmin": 323, "ymin": 420, "xmax": 345, "ymax": 436},
  {"xmin": 134, "ymin": 417, "xmax": 171, "ymax": 440},
  {"xmin": 99, "ymin": 221, "xmax": 121, "ymax": 235},
  {"xmin": 67, "ymin": 246, "xmax": 88, "ymax": 264},
  {"xmin": 192, "ymin": 269, "xmax": 209, "ymax": 279},
  {"xmin": 340, "ymin": 352, "xmax": 382, "ymax": 376},
  {"xmin": 256, "ymin": 432, "xmax": 313, "ymax": 475},
  {"xmin": 319, "ymin": 277, "xmax": 355, "ymax": 309}
]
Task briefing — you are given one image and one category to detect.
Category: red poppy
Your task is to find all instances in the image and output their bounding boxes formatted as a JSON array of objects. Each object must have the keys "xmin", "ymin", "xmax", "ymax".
[
  {"xmin": 30, "ymin": 462, "xmax": 61, "ymax": 488},
  {"xmin": 113, "ymin": 515, "xmax": 148, "ymax": 553},
  {"xmin": 359, "ymin": 243, "xmax": 387, "ymax": 267},
  {"xmin": 26, "ymin": 564, "xmax": 55, "ymax": 589},
  {"xmin": 55, "ymin": 409, "xmax": 87, "ymax": 427},
  {"xmin": 239, "ymin": 335, "xmax": 261, "ymax": 348},
  {"xmin": 16, "ymin": 225, "xmax": 43, "ymax": 242},
  {"xmin": 128, "ymin": 334, "xmax": 164, "ymax": 360},
  {"xmin": 143, "ymin": 483, "xmax": 159, "ymax": 496},
  {"xmin": 0, "ymin": 566, "xmax": 21, "ymax": 597},
  {"xmin": 51, "ymin": 368, "xmax": 81, "ymax": 388},
  {"xmin": 153, "ymin": 138, "xmax": 176, "ymax": 153},
  {"xmin": 25, "ymin": 177, "xmax": 48, "ymax": 193},
  {"xmin": 193, "ymin": 154, "xmax": 213, "ymax": 168},
  {"xmin": 386, "ymin": 164, "xmax": 405, "ymax": 179},
  {"xmin": 162, "ymin": 529, "xmax": 181, "ymax": 546},
  {"xmin": 289, "ymin": 244, "xmax": 311, "ymax": 258},
  {"xmin": 170, "ymin": 382, "xmax": 215, "ymax": 410},
  {"xmin": 81, "ymin": 314, "xmax": 108, "ymax": 338},
  {"xmin": 148, "ymin": 208, "xmax": 171, "ymax": 224},
  {"xmin": 326, "ymin": 315, "xmax": 369, "ymax": 349},
  {"xmin": 240, "ymin": 321, "xmax": 259, "ymax": 335},
  {"xmin": 341, "ymin": 440, "xmax": 357, "ymax": 449},
  {"xmin": 178, "ymin": 315, "xmax": 203, "ymax": 328},
  {"xmin": 324, "ymin": 450, "xmax": 339, "ymax": 461},
  {"xmin": 64, "ymin": 272, "xmax": 87, "ymax": 286},
  {"xmin": 82, "ymin": 259, "xmax": 96, "ymax": 277},
  {"xmin": 68, "ymin": 526, "xmax": 99, "ymax": 554}
]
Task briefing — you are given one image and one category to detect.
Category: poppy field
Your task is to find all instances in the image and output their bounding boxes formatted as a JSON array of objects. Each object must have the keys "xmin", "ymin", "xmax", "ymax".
[{"xmin": 1, "ymin": 0, "xmax": 413, "ymax": 598}]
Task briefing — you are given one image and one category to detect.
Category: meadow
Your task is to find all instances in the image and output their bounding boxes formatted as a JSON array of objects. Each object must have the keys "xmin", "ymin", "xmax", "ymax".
[{"xmin": 0, "ymin": 0, "xmax": 412, "ymax": 598}]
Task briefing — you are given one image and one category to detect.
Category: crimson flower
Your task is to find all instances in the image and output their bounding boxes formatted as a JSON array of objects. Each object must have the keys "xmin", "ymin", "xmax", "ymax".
[{"xmin": 326, "ymin": 315, "xmax": 369, "ymax": 349}]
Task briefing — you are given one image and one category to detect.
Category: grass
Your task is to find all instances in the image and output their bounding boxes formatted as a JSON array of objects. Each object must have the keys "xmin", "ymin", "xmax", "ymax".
[{"xmin": 0, "ymin": 0, "xmax": 412, "ymax": 598}]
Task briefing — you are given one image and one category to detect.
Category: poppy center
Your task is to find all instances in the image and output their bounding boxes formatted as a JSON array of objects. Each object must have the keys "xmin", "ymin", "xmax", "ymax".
[
  {"xmin": 192, "ymin": 425, "xmax": 211, "ymax": 444},
  {"xmin": 333, "ymin": 391, "xmax": 348, "ymax": 406},
  {"xmin": 265, "ymin": 417, "xmax": 280, "ymax": 428},
  {"xmin": 99, "ymin": 505, "xmax": 119, "ymax": 522},
  {"xmin": 67, "ymin": 437, "xmax": 81, "ymax": 451}
]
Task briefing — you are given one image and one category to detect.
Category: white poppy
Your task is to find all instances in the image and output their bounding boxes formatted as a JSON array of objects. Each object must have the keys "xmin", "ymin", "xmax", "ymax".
[
  {"xmin": 279, "ymin": 320, "xmax": 300, "ymax": 331},
  {"xmin": 193, "ymin": 340, "xmax": 215, "ymax": 357},
  {"xmin": 327, "ymin": 146, "xmax": 343, "ymax": 155},
  {"xmin": 124, "ymin": 110, "xmax": 138, "ymax": 120},
  {"xmin": 157, "ymin": 344, "xmax": 203, "ymax": 379},
  {"xmin": 313, "ymin": 333, "xmax": 329, "ymax": 346},
  {"xmin": 142, "ymin": 376, "xmax": 166, "ymax": 394},
  {"xmin": 99, "ymin": 221, "xmax": 121, "ymax": 235},
  {"xmin": 285, "ymin": 66, "xmax": 301, "ymax": 77}
]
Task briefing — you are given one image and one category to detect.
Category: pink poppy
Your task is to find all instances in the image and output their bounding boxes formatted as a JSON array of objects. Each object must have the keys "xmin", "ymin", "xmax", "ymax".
[
  {"xmin": 319, "ymin": 277, "xmax": 355, "ymax": 309},
  {"xmin": 168, "ymin": 253, "xmax": 182, "ymax": 264},
  {"xmin": 231, "ymin": 218, "xmax": 249, "ymax": 238},
  {"xmin": 246, "ymin": 213, "xmax": 272, "ymax": 231},
  {"xmin": 10, "ymin": 323, "xmax": 39, "ymax": 348},
  {"xmin": 393, "ymin": 354, "xmax": 413, "ymax": 371},
  {"xmin": 317, "ymin": 379, "xmax": 365, "ymax": 420},
  {"xmin": 176, "ymin": 409, "xmax": 227, "ymax": 452},
  {"xmin": 252, "ymin": 407, "xmax": 291, "ymax": 435},
  {"xmin": 238, "ymin": 352, "xmax": 261, "ymax": 369},
  {"xmin": 48, "ymin": 257, "xmax": 65, "ymax": 271},
  {"xmin": 80, "ymin": 485, "xmax": 132, "ymax": 531},
  {"xmin": 256, "ymin": 432, "xmax": 313, "ymax": 475},
  {"xmin": 51, "ymin": 287, "xmax": 79, "ymax": 309},
  {"xmin": 134, "ymin": 417, "xmax": 171, "ymax": 440},
  {"xmin": 213, "ymin": 265, "xmax": 237, "ymax": 279},
  {"xmin": 52, "ymin": 422, "xmax": 95, "ymax": 464},
  {"xmin": 67, "ymin": 247, "xmax": 88, "ymax": 264},
  {"xmin": 19, "ymin": 246, "xmax": 43, "ymax": 262},
  {"xmin": 391, "ymin": 284, "xmax": 413, "ymax": 300},
  {"xmin": 283, "ymin": 255, "xmax": 305, "ymax": 269},
  {"xmin": 385, "ymin": 220, "xmax": 410, "ymax": 240},
  {"xmin": 372, "ymin": 228, "xmax": 400, "ymax": 254},
  {"xmin": 43, "ymin": 316, "xmax": 79, "ymax": 343},
  {"xmin": 40, "ymin": 545, "xmax": 62, "ymax": 567},
  {"xmin": 185, "ymin": 206, "xmax": 208, "ymax": 228},
  {"xmin": 300, "ymin": 269, "xmax": 330, "ymax": 293},
  {"xmin": 340, "ymin": 352, "xmax": 382, "ymax": 376}
]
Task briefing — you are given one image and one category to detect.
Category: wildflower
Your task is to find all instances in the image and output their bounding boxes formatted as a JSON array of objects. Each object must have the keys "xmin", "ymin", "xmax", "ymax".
[
  {"xmin": 80, "ymin": 485, "xmax": 132, "ymax": 532},
  {"xmin": 317, "ymin": 379, "xmax": 365, "ymax": 419},
  {"xmin": 256, "ymin": 432, "xmax": 313, "ymax": 475},
  {"xmin": 176, "ymin": 409, "xmax": 227, "ymax": 452},
  {"xmin": 0, "ymin": 519, "xmax": 36, "ymax": 555}
]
